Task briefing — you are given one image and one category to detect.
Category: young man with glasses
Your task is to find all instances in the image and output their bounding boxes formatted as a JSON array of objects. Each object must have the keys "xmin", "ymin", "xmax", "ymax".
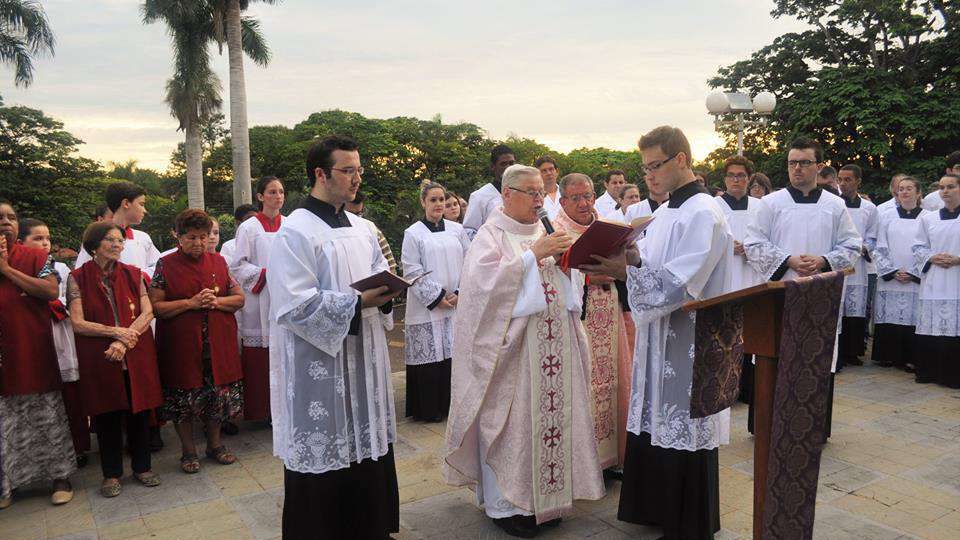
[
  {"xmin": 462, "ymin": 144, "xmax": 516, "ymax": 239},
  {"xmin": 583, "ymin": 126, "xmax": 733, "ymax": 540},
  {"xmin": 743, "ymin": 137, "xmax": 861, "ymax": 436}
]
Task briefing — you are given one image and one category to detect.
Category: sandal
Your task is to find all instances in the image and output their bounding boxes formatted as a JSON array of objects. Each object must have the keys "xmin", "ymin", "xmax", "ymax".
[
  {"xmin": 205, "ymin": 445, "xmax": 237, "ymax": 465},
  {"xmin": 180, "ymin": 453, "xmax": 201, "ymax": 474},
  {"xmin": 100, "ymin": 478, "xmax": 121, "ymax": 498},
  {"xmin": 134, "ymin": 471, "xmax": 162, "ymax": 487}
]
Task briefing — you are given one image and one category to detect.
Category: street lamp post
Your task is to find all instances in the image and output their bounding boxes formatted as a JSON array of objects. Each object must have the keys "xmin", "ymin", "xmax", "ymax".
[{"xmin": 706, "ymin": 91, "xmax": 777, "ymax": 157}]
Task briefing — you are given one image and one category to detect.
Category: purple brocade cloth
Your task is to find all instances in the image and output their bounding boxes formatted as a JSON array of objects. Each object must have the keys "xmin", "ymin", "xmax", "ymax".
[
  {"xmin": 762, "ymin": 270, "xmax": 845, "ymax": 540},
  {"xmin": 690, "ymin": 302, "xmax": 744, "ymax": 419}
]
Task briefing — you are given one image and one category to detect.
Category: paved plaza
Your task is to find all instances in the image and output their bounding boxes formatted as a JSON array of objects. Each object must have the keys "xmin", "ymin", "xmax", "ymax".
[{"xmin": 1, "ymin": 360, "xmax": 958, "ymax": 539}]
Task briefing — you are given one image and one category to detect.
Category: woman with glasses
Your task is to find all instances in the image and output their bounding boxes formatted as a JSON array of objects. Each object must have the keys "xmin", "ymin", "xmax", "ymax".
[
  {"xmin": 748, "ymin": 173, "xmax": 773, "ymax": 198},
  {"xmin": 230, "ymin": 176, "xmax": 284, "ymax": 423},
  {"xmin": 151, "ymin": 209, "xmax": 245, "ymax": 474},
  {"xmin": 872, "ymin": 177, "xmax": 926, "ymax": 371},
  {"xmin": 912, "ymin": 174, "xmax": 960, "ymax": 388},
  {"xmin": 0, "ymin": 200, "xmax": 77, "ymax": 509},
  {"xmin": 401, "ymin": 182, "xmax": 470, "ymax": 422}
]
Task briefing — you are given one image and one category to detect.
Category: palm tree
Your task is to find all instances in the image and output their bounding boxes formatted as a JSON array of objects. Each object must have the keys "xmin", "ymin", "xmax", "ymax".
[
  {"xmin": 0, "ymin": 0, "xmax": 55, "ymax": 87},
  {"xmin": 210, "ymin": 0, "xmax": 274, "ymax": 208},
  {"xmin": 143, "ymin": 0, "xmax": 222, "ymax": 209}
]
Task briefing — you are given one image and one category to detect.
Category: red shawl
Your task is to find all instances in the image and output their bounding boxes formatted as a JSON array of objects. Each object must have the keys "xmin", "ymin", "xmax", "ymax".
[
  {"xmin": 72, "ymin": 260, "xmax": 162, "ymax": 416},
  {"xmin": 155, "ymin": 250, "xmax": 241, "ymax": 389},
  {"xmin": 0, "ymin": 243, "xmax": 60, "ymax": 396}
]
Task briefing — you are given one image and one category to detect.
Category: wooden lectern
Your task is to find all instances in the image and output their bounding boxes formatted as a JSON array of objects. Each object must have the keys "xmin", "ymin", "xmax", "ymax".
[{"xmin": 683, "ymin": 280, "xmax": 787, "ymax": 540}]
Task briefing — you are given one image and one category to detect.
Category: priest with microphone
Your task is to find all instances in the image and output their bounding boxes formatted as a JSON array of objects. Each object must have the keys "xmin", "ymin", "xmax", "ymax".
[{"xmin": 444, "ymin": 164, "xmax": 605, "ymax": 537}]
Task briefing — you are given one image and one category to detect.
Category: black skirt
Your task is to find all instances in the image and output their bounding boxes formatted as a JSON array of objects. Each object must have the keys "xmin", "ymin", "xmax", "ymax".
[
  {"xmin": 871, "ymin": 323, "xmax": 917, "ymax": 369},
  {"xmin": 915, "ymin": 334, "xmax": 960, "ymax": 388},
  {"xmin": 282, "ymin": 445, "xmax": 399, "ymax": 540},
  {"xmin": 405, "ymin": 359, "xmax": 451, "ymax": 421},
  {"xmin": 737, "ymin": 355, "xmax": 753, "ymax": 405},
  {"xmin": 837, "ymin": 316, "xmax": 867, "ymax": 369},
  {"xmin": 749, "ymin": 373, "xmax": 834, "ymax": 440},
  {"xmin": 618, "ymin": 432, "xmax": 720, "ymax": 540}
]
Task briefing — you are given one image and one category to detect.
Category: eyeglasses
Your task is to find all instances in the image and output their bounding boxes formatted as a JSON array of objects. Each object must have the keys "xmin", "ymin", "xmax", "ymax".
[
  {"xmin": 507, "ymin": 187, "xmax": 546, "ymax": 199},
  {"xmin": 787, "ymin": 160, "xmax": 816, "ymax": 169},
  {"xmin": 331, "ymin": 166, "xmax": 364, "ymax": 177},
  {"xmin": 642, "ymin": 153, "xmax": 678, "ymax": 174},
  {"xmin": 725, "ymin": 173, "xmax": 749, "ymax": 180},
  {"xmin": 563, "ymin": 192, "xmax": 596, "ymax": 203}
]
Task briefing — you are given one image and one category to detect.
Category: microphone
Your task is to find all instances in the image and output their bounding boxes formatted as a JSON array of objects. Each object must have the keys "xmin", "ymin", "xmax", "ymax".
[{"xmin": 536, "ymin": 208, "xmax": 555, "ymax": 234}]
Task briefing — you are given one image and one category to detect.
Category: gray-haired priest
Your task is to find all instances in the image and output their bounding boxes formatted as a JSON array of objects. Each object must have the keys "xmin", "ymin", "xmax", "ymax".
[
  {"xmin": 583, "ymin": 126, "xmax": 733, "ymax": 540},
  {"xmin": 444, "ymin": 164, "xmax": 605, "ymax": 538},
  {"xmin": 267, "ymin": 135, "xmax": 401, "ymax": 540}
]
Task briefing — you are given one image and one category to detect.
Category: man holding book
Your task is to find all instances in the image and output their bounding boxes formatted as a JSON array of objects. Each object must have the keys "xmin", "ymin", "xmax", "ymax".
[
  {"xmin": 266, "ymin": 135, "xmax": 401, "ymax": 539},
  {"xmin": 552, "ymin": 173, "xmax": 633, "ymax": 476},
  {"xmin": 583, "ymin": 126, "xmax": 733, "ymax": 540},
  {"xmin": 444, "ymin": 164, "xmax": 605, "ymax": 538}
]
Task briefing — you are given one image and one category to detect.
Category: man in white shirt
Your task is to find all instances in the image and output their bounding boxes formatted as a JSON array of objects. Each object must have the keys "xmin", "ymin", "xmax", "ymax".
[
  {"xmin": 535, "ymin": 155, "xmax": 562, "ymax": 220},
  {"xmin": 462, "ymin": 145, "xmax": 516, "ymax": 239},
  {"xmin": 594, "ymin": 170, "xmax": 627, "ymax": 218}
]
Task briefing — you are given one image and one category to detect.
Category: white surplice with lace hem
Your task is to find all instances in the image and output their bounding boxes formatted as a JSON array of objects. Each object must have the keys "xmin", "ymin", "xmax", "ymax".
[
  {"xmin": 912, "ymin": 211, "xmax": 960, "ymax": 337},
  {"xmin": 401, "ymin": 220, "xmax": 470, "ymax": 366},
  {"xmin": 626, "ymin": 192, "xmax": 733, "ymax": 452},
  {"xmin": 267, "ymin": 208, "xmax": 396, "ymax": 474},
  {"xmin": 231, "ymin": 217, "xmax": 281, "ymax": 348},
  {"xmin": 873, "ymin": 209, "xmax": 927, "ymax": 326},
  {"xmin": 843, "ymin": 198, "xmax": 879, "ymax": 318}
]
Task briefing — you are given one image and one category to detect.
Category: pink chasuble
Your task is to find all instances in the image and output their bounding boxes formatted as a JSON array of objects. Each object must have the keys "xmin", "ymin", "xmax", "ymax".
[
  {"xmin": 554, "ymin": 209, "xmax": 632, "ymax": 468},
  {"xmin": 443, "ymin": 208, "xmax": 604, "ymax": 523}
]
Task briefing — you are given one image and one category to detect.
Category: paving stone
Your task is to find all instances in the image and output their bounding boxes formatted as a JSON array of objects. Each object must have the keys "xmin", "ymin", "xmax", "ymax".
[{"xmin": 229, "ymin": 490, "xmax": 282, "ymax": 540}]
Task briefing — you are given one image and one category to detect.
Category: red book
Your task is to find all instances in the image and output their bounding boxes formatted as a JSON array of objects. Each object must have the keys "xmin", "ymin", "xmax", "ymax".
[
  {"xmin": 562, "ymin": 217, "xmax": 654, "ymax": 269},
  {"xmin": 350, "ymin": 270, "xmax": 433, "ymax": 293}
]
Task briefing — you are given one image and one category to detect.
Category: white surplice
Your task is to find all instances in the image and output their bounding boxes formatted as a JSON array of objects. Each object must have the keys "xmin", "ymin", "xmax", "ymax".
[
  {"xmin": 267, "ymin": 208, "xmax": 395, "ymax": 473},
  {"xmin": 400, "ymin": 219, "xmax": 470, "ymax": 365},
  {"xmin": 843, "ymin": 196, "xmax": 879, "ymax": 317},
  {"xmin": 923, "ymin": 191, "xmax": 945, "ymax": 212},
  {"xmin": 715, "ymin": 194, "xmax": 765, "ymax": 291},
  {"xmin": 873, "ymin": 207, "xmax": 927, "ymax": 326},
  {"xmin": 594, "ymin": 191, "xmax": 618, "ymax": 218},
  {"xmin": 219, "ymin": 238, "xmax": 237, "ymax": 266},
  {"xmin": 463, "ymin": 183, "xmax": 503, "ymax": 239},
  {"xmin": 75, "ymin": 227, "xmax": 161, "ymax": 278},
  {"xmin": 912, "ymin": 209, "xmax": 960, "ymax": 337},
  {"xmin": 52, "ymin": 261, "xmax": 78, "ymax": 382},
  {"xmin": 625, "ymin": 184, "xmax": 733, "ymax": 451},
  {"xmin": 231, "ymin": 216, "xmax": 282, "ymax": 347}
]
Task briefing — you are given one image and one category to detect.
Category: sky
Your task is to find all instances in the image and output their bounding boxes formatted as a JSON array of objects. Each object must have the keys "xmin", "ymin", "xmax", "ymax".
[{"xmin": 2, "ymin": 0, "xmax": 809, "ymax": 172}]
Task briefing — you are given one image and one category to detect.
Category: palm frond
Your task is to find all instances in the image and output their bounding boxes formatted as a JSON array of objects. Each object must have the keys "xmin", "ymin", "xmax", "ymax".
[{"xmin": 239, "ymin": 16, "xmax": 270, "ymax": 66}]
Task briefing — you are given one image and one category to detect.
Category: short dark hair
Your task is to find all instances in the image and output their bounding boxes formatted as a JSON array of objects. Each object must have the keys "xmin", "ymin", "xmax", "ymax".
[
  {"xmin": 789, "ymin": 137, "xmax": 824, "ymax": 162},
  {"xmin": 306, "ymin": 135, "xmax": 360, "ymax": 184},
  {"xmin": 174, "ymin": 208, "xmax": 213, "ymax": 235},
  {"xmin": 81, "ymin": 221, "xmax": 124, "ymax": 256},
  {"xmin": 95, "ymin": 203, "xmax": 110, "ymax": 220},
  {"xmin": 723, "ymin": 156, "xmax": 754, "ymax": 176},
  {"xmin": 638, "ymin": 126, "xmax": 693, "ymax": 166},
  {"xmin": 946, "ymin": 151, "xmax": 960, "ymax": 170},
  {"xmin": 17, "ymin": 218, "xmax": 46, "ymax": 241},
  {"xmin": 490, "ymin": 144, "xmax": 515, "ymax": 165},
  {"xmin": 233, "ymin": 203, "xmax": 257, "ymax": 222},
  {"xmin": 105, "ymin": 181, "xmax": 146, "ymax": 213},
  {"xmin": 839, "ymin": 164, "xmax": 862, "ymax": 180},
  {"xmin": 748, "ymin": 173, "xmax": 773, "ymax": 195},
  {"xmin": 818, "ymin": 165, "xmax": 837, "ymax": 178},
  {"xmin": 605, "ymin": 169, "xmax": 626, "ymax": 183},
  {"xmin": 534, "ymin": 155, "xmax": 557, "ymax": 168}
]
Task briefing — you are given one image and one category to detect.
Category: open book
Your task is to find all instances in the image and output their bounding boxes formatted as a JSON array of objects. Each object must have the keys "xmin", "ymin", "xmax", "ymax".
[
  {"xmin": 350, "ymin": 270, "xmax": 433, "ymax": 293},
  {"xmin": 561, "ymin": 217, "xmax": 653, "ymax": 270}
]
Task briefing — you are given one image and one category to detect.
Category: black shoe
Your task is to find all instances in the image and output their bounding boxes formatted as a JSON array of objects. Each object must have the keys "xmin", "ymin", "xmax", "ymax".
[
  {"xmin": 149, "ymin": 427, "xmax": 164, "ymax": 452},
  {"xmin": 220, "ymin": 421, "xmax": 239, "ymax": 436},
  {"xmin": 904, "ymin": 364, "xmax": 916, "ymax": 373},
  {"xmin": 76, "ymin": 453, "xmax": 88, "ymax": 468},
  {"xmin": 541, "ymin": 517, "xmax": 561, "ymax": 528},
  {"xmin": 603, "ymin": 468, "xmax": 623, "ymax": 481},
  {"xmin": 492, "ymin": 515, "xmax": 539, "ymax": 538}
]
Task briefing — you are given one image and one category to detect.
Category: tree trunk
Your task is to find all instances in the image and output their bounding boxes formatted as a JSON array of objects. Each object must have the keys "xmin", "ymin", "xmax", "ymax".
[
  {"xmin": 226, "ymin": 0, "xmax": 252, "ymax": 208},
  {"xmin": 185, "ymin": 119, "xmax": 205, "ymax": 210}
]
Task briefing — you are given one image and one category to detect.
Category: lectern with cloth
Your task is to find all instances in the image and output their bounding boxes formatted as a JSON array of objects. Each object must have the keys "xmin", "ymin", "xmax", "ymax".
[{"xmin": 684, "ymin": 269, "xmax": 847, "ymax": 540}]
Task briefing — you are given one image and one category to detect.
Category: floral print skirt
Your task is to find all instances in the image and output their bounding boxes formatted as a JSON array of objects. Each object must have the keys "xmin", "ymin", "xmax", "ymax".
[{"xmin": 0, "ymin": 391, "xmax": 78, "ymax": 497}]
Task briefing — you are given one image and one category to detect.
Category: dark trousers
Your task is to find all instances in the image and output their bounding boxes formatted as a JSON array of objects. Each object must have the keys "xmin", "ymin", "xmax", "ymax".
[{"xmin": 95, "ymin": 409, "xmax": 151, "ymax": 479}]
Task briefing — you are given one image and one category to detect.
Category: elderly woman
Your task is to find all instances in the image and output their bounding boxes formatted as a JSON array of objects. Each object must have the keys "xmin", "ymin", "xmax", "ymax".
[
  {"xmin": 748, "ymin": 172, "xmax": 773, "ymax": 198},
  {"xmin": 150, "ymin": 209, "xmax": 245, "ymax": 473},
  {"xmin": 402, "ymin": 182, "xmax": 470, "ymax": 421},
  {"xmin": 68, "ymin": 222, "xmax": 163, "ymax": 497},
  {"xmin": 0, "ymin": 200, "xmax": 76, "ymax": 509}
]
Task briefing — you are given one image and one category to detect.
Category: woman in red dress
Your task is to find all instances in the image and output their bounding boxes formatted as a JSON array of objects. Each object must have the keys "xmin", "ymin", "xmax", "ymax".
[
  {"xmin": 0, "ymin": 200, "xmax": 76, "ymax": 508},
  {"xmin": 68, "ymin": 222, "xmax": 164, "ymax": 497},
  {"xmin": 150, "ymin": 209, "xmax": 245, "ymax": 474}
]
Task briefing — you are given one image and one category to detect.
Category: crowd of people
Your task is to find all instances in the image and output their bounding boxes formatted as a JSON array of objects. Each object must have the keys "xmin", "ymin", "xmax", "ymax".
[{"xmin": 0, "ymin": 131, "xmax": 957, "ymax": 540}]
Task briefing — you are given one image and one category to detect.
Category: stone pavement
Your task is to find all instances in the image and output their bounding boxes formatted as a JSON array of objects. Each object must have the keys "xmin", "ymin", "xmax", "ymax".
[{"xmin": 1, "ymin": 363, "xmax": 958, "ymax": 539}]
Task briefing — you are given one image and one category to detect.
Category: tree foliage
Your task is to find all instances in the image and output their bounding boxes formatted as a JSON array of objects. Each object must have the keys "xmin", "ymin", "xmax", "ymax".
[
  {"xmin": 0, "ymin": 0, "xmax": 55, "ymax": 87},
  {"xmin": 708, "ymin": 0, "xmax": 960, "ymax": 200}
]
